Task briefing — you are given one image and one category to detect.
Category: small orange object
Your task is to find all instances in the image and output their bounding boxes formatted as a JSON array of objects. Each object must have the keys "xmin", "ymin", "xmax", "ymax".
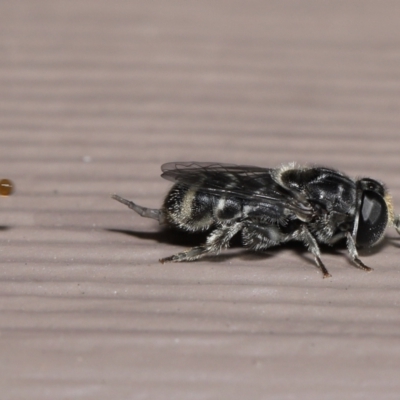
[{"xmin": 0, "ymin": 179, "xmax": 14, "ymax": 196}]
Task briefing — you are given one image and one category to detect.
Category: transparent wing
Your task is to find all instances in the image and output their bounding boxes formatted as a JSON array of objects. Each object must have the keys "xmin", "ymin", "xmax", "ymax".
[{"xmin": 161, "ymin": 162, "xmax": 313, "ymax": 217}]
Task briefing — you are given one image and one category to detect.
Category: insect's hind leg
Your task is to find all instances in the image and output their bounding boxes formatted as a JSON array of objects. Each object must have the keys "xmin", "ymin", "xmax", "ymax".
[
  {"xmin": 112, "ymin": 194, "xmax": 166, "ymax": 224},
  {"xmin": 160, "ymin": 222, "xmax": 243, "ymax": 263},
  {"xmin": 160, "ymin": 245, "xmax": 209, "ymax": 263}
]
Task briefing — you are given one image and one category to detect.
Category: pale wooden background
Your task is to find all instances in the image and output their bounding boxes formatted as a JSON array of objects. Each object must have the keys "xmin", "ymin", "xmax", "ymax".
[{"xmin": 1, "ymin": 1, "xmax": 400, "ymax": 399}]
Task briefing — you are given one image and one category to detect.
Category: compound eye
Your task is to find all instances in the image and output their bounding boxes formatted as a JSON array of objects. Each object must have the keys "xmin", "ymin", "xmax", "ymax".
[{"xmin": 356, "ymin": 191, "xmax": 388, "ymax": 247}]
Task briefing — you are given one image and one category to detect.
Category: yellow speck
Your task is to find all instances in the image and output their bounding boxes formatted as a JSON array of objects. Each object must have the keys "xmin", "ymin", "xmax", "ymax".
[{"xmin": 0, "ymin": 179, "xmax": 13, "ymax": 196}]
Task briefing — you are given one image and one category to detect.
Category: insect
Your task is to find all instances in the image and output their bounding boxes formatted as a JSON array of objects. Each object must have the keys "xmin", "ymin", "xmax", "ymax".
[{"xmin": 112, "ymin": 162, "xmax": 400, "ymax": 277}]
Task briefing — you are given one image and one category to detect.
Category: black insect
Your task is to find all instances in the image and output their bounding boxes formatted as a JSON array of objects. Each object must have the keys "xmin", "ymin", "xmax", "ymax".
[{"xmin": 112, "ymin": 162, "xmax": 400, "ymax": 277}]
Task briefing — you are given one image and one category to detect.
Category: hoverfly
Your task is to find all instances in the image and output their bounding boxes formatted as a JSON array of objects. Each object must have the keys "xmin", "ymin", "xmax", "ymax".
[{"xmin": 112, "ymin": 162, "xmax": 399, "ymax": 278}]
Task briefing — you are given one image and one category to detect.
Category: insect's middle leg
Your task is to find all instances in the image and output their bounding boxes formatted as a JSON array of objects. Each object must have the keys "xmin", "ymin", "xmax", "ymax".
[
  {"xmin": 298, "ymin": 225, "xmax": 332, "ymax": 278},
  {"xmin": 160, "ymin": 222, "xmax": 243, "ymax": 263},
  {"xmin": 242, "ymin": 223, "xmax": 331, "ymax": 277},
  {"xmin": 242, "ymin": 223, "xmax": 284, "ymax": 251}
]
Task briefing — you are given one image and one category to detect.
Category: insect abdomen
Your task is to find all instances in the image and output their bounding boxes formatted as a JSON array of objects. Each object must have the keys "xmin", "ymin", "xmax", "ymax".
[{"xmin": 163, "ymin": 184, "xmax": 242, "ymax": 231}]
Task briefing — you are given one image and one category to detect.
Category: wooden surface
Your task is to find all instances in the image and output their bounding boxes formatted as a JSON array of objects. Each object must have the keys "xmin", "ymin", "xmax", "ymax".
[{"xmin": 1, "ymin": 1, "xmax": 400, "ymax": 399}]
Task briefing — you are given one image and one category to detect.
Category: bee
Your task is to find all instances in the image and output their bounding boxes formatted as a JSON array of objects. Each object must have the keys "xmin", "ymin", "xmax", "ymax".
[{"xmin": 112, "ymin": 162, "xmax": 400, "ymax": 278}]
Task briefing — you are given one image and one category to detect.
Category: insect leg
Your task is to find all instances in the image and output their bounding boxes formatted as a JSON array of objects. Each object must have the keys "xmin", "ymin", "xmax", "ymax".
[
  {"xmin": 112, "ymin": 194, "xmax": 166, "ymax": 224},
  {"xmin": 345, "ymin": 232, "xmax": 373, "ymax": 272},
  {"xmin": 394, "ymin": 214, "xmax": 400, "ymax": 234},
  {"xmin": 299, "ymin": 225, "xmax": 332, "ymax": 278},
  {"xmin": 160, "ymin": 222, "xmax": 243, "ymax": 263},
  {"xmin": 241, "ymin": 223, "xmax": 282, "ymax": 251}
]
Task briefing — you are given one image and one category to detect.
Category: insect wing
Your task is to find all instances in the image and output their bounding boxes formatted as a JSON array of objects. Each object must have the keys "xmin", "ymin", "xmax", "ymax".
[
  {"xmin": 161, "ymin": 162, "xmax": 313, "ymax": 217},
  {"xmin": 161, "ymin": 162, "xmax": 272, "ymax": 191}
]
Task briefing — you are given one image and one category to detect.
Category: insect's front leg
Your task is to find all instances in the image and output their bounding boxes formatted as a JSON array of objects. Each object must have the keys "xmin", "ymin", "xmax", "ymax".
[
  {"xmin": 160, "ymin": 222, "xmax": 243, "ymax": 263},
  {"xmin": 345, "ymin": 232, "xmax": 373, "ymax": 272},
  {"xmin": 394, "ymin": 214, "xmax": 400, "ymax": 234}
]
